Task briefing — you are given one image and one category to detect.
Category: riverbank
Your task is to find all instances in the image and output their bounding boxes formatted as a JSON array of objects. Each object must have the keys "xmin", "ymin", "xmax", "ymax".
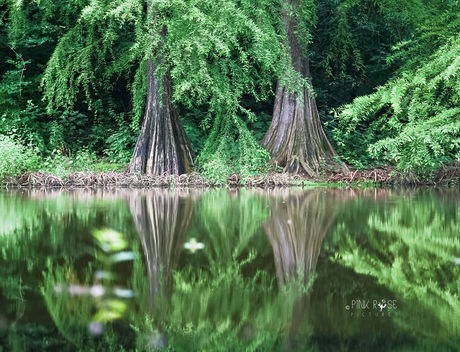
[
  {"xmin": 3, "ymin": 163, "xmax": 460, "ymax": 188},
  {"xmin": 3, "ymin": 171, "xmax": 319, "ymax": 188}
]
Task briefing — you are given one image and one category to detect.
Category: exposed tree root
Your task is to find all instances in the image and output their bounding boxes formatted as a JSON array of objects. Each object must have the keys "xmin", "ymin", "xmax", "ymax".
[
  {"xmin": 4, "ymin": 163, "xmax": 460, "ymax": 189},
  {"xmin": 4, "ymin": 172, "xmax": 210, "ymax": 189},
  {"xmin": 5, "ymin": 171, "xmax": 309, "ymax": 189},
  {"xmin": 326, "ymin": 167, "xmax": 395, "ymax": 184},
  {"xmin": 328, "ymin": 163, "xmax": 460, "ymax": 186},
  {"xmin": 434, "ymin": 163, "xmax": 460, "ymax": 186}
]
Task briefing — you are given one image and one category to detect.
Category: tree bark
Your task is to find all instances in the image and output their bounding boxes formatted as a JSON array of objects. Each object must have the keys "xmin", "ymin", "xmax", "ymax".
[
  {"xmin": 128, "ymin": 60, "xmax": 194, "ymax": 175},
  {"xmin": 262, "ymin": 1, "xmax": 348, "ymax": 177}
]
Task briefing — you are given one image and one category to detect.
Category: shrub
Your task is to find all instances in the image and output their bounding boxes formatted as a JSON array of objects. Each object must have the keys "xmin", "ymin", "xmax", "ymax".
[
  {"xmin": 40, "ymin": 148, "xmax": 98, "ymax": 178},
  {"xmin": 196, "ymin": 114, "xmax": 271, "ymax": 184},
  {"xmin": 0, "ymin": 135, "xmax": 40, "ymax": 180}
]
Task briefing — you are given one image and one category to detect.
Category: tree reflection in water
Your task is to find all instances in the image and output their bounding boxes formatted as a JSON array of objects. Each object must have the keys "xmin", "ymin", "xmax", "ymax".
[
  {"xmin": 129, "ymin": 188, "xmax": 349, "ymax": 351},
  {"xmin": 332, "ymin": 188, "xmax": 460, "ymax": 348},
  {"xmin": 264, "ymin": 188, "xmax": 342, "ymax": 350},
  {"xmin": 128, "ymin": 189, "xmax": 199, "ymax": 349},
  {"xmin": 5, "ymin": 187, "xmax": 457, "ymax": 350}
]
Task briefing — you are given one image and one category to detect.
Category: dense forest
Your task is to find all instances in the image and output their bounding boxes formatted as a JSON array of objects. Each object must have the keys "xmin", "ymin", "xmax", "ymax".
[{"xmin": 1, "ymin": 0, "xmax": 459, "ymax": 183}]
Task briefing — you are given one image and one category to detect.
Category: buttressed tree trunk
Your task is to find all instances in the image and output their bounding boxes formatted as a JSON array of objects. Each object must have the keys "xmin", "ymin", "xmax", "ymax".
[
  {"xmin": 128, "ymin": 60, "xmax": 194, "ymax": 175},
  {"xmin": 262, "ymin": 1, "xmax": 348, "ymax": 177}
]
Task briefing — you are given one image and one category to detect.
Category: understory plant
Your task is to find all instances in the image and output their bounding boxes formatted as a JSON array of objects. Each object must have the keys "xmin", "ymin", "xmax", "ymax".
[
  {"xmin": 196, "ymin": 114, "xmax": 271, "ymax": 184},
  {"xmin": 0, "ymin": 134, "xmax": 40, "ymax": 180}
]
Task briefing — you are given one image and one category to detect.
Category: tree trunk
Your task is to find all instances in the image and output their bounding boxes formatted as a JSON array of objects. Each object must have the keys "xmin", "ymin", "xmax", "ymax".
[
  {"xmin": 262, "ymin": 2, "xmax": 348, "ymax": 177},
  {"xmin": 128, "ymin": 60, "xmax": 194, "ymax": 175}
]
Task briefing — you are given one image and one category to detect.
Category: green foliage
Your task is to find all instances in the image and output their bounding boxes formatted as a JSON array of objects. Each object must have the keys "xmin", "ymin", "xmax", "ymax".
[
  {"xmin": 39, "ymin": 0, "xmax": 284, "ymax": 175},
  {"xmin": 39, "ymin": 0, "xmax": 283, "ymax": 120},
  {"xmin": 104, "ymin": 132, "xmax": 135, "ymax": 165},
  {"xmin": 162, "ymin": 0, "xmax": 282, "ymax": 109},
  {"xmin": 330, "ymin": 4, "xmax": 460, "ymax": 173},
  {"xmin": 336, "ymin": 32, "xmax": 460, "ymax": 173},
  {"xmin": 103, "ymin": 112, "xmax": 137, "ymax": 164},
  {"xmin": 5, "ymin": 0, "xmax": 460, "ymax": 177},
  {"xmin": 0, "ymin": 135, "xmax": 40, "ymax": 180},
  {"xmin": 40, "ymin": 0, "xmax": 142, "ymax": 113},
  {"xmin": 1, "ymin": 1, "xmax": 130, "ymax": 164},
  {"xmin": 167, "ymin": 0, "xmax": 283, "ymax": 144},
  {"xmin": 311, "ymin": 0, "xmax": 460, "ymax": 171},
  {"xmin": 38, "ymin": 148, "xmax": 99, "ymax": 178},
  {"xmin": 386, "ymin": 1, "xmax": 460, "ymax": 73},
  {"xmin": 180, "ymin": 106, "xmax": 208, "ymax": 154},
  {"xmin": 0, "ymin": 50, "xmax": 48, "ymax": 151},
  {"xmin": 312, "ymin": 0, "xmax": 427, "ymax": 111},
  {"xmin": 196, "ymin": 114, "xmax": 271, "ymax": 184}
]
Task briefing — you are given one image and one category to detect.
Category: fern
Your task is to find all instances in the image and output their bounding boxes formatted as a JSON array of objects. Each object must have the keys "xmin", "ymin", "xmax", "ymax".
[{"xmin": 336, "ymin": 27, "xmax": 460, "ymax": 172}]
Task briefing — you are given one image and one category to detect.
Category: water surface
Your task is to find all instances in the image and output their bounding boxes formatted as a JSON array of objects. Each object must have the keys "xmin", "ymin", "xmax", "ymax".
[{"xmin": 0, "ymin": 187, "xmax": 459, "ymax": 351}]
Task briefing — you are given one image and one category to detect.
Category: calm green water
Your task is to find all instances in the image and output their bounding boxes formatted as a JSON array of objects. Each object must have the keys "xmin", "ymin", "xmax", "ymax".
[{"xmin": 0, "ymin": 187, "xmax": 459, "ymax": 352}]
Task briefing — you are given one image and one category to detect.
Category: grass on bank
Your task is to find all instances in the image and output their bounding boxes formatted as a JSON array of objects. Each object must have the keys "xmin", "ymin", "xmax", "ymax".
[
  {"xmin": 0, "ymin": 134, "xmax": 124, "ymax": 180},
  {"xmin": 1, "ymin": 134, "xmax": 459, "ymax": 188}
]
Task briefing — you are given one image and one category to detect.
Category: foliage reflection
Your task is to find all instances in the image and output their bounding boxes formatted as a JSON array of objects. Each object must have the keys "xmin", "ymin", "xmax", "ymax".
[
  {"xmin": 0, "ymin": 188, "xmax": 458, "ymax": 351},
  {"xmin": 332, "ymin": 189, "xmax": 460, "ymax": 349}
]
